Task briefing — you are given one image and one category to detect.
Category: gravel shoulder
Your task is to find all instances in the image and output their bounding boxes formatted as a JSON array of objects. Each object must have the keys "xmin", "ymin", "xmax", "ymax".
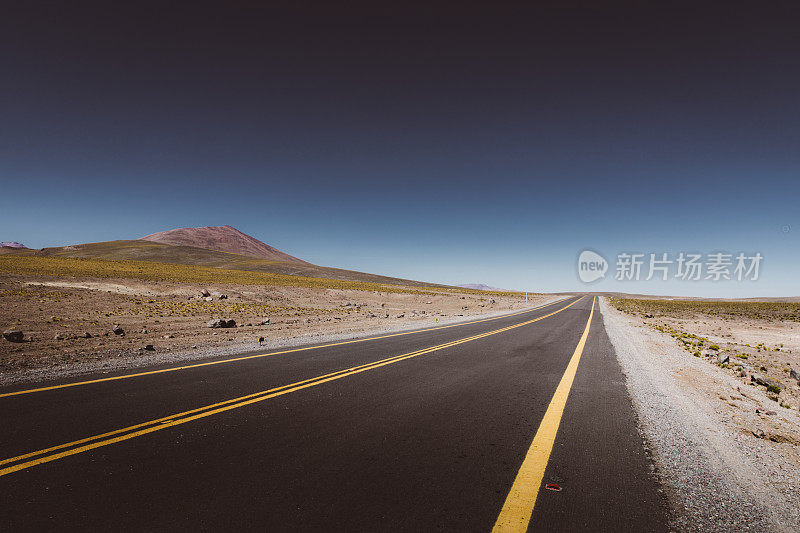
[{"xmin": 600, "ymin": 297, "xmax": 800, "ymax": 532}]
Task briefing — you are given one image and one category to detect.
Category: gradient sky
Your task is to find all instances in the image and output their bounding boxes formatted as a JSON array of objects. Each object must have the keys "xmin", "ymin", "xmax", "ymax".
[{"xmin": 1, "ymin": 2, "xmax": 799, "ymax": 297}]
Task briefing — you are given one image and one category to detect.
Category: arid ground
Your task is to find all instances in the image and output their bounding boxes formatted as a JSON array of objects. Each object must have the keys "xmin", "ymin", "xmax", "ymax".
[
  {"xmin": 0, "ymin": 256, "xmax": 538, "ymax": 383},
  {"xmin": 604, "ymin": 298, "xmax": 800, "ymax": 530}
]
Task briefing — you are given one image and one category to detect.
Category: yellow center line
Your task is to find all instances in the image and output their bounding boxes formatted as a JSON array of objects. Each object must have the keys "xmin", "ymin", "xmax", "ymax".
[
  {"xmin": 492, "ymin": 296, "xmax": 595, "ymax": 533},
  {"xmin": 0, "ymin": 297, "xmax": 586, "ymax": 477},
  {"xmin": 0, "ymin": 297, "xmax": 575, "ymax": 399}
]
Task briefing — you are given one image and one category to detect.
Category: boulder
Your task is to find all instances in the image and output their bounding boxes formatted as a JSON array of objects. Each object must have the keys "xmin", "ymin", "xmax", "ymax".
[
  {"xmin": 717, "ymin": 353, "xmax": 729, "ymax": 364},
  {"xmin": 790, "ymin": 368, "xmax": 800, "ymax": 384},
  {"xmin": 2, "ymin": 329, "xmax": 23, "ymax": 342},
  {"xmin": 751, "ymin": 373, "xmax": 782, "ymax": 391},
  {"xmin": 201, "ymin": 289, "xmax": 211, "ymax": 297},
  {"xmin": 207, "ymin": 318, "xmax": 236, "ymax": 329},
  {"xmin": 112, "ymin": 325, "xmax": 125, "ymax": 336}
]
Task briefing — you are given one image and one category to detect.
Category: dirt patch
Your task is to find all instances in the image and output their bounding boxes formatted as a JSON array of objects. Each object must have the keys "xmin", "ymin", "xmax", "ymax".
[{"xmin": 1, "ymin": 273, "xmax": 544, "ymax": 383}]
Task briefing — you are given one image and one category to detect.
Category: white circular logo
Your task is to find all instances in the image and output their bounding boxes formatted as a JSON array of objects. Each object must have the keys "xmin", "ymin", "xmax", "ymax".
[{"xmin": 577, "ymin": 250, "xmax": 608, "ymax": 283}]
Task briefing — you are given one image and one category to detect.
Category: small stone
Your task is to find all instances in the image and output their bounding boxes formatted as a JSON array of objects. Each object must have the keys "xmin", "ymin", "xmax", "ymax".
[
  {"xmin": 81, "ymin": 332, "xmax": 92, "ymax": 339},
  {"xmin": 204, "ymin": 296, "xmax": 213, "ymax": 302},
  {"xmin": 143, "ymin": 344, "xmax": 155, "ymax": 351},
  {"xmin": 201, "ymin": 289, "xmax": 211, "ymax": 297},
  {"xmin": 54, "ymin": 333, "xmax": 65, "ymax": 341},
  {"xmin": 163, "ymin": 334, "xmax": 174, "ymax": 339},
  {"xmin": 112, "ymin": 324, "xmax": 125, "ymax": 336},
  {"xmin": 2, "ymin": 329, "xmax": 23, "ymax": 342},
  {"xmin": 396, "ymin": 313, "xmax": 405, "ymax": 318},
  {"xmin": 258, "ymin": 318, "xmax": 270, "ymax": 325},
  {"xmin": 790, "ymin": 368, "xmax": 800, "ymax": 384},
  {"xmin": 717, "ymin": 353, "xmax": 729, "ymax": 364}
]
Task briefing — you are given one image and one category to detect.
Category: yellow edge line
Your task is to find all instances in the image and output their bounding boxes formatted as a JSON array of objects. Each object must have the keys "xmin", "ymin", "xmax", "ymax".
[
  {"xmin": 0, "ymin": 297, "xmax": 574, "ymax": 398},
  {"xmin": 492, "ymin": 296, "xmax": 596, "ymax": 533},
  {"xmin": 0, "ymin": 297, "xmax": 585, "ymax": 477}
]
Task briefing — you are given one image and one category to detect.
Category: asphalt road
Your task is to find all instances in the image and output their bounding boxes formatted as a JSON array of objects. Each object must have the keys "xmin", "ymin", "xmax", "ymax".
[{"xmin": 0, "ymin": 296, "xmax": 670, "ymax": 532}]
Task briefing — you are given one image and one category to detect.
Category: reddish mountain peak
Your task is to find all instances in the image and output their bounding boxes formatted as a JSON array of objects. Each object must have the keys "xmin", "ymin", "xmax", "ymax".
[{"xmin": 138, "ymin": 225, "xmax": 308, "ymax": 264}]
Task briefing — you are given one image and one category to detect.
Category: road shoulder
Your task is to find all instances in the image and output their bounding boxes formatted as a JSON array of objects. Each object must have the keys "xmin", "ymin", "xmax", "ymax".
[{"xmin": 600, "ymin": 297, "xmax": 800, "ymax": 531}]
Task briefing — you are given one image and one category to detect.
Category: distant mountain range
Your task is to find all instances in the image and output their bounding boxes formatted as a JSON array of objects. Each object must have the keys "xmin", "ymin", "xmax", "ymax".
[
  {"xmin": 1, "ymin": 242, "xmax": 26, "ymax": 248},
  {"xmin": 457, "ymin": 283, "xmax": 510, "ymax": 292}
]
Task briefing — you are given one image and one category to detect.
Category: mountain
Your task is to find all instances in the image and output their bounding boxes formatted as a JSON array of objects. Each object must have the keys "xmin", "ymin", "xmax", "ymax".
[
  {"xmin": 457, "ymin": 283, "xmax": 508, "ymax": 291},
  {"xmin": 21, "ymin": 225, "xmax": 447, "ymax": 288},
  {"xmin": 1, "ymin": 242, "xmax": 26, "ymax": 248},
  {"xmin": 138, "ymin": 225, "xmax": 308, "ymax": 264}
]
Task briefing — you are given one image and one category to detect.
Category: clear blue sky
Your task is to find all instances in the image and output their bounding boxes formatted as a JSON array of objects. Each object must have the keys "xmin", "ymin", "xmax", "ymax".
[{"xmin": 1, "ymin": 3, "xmax": 798, "ymax": 297}]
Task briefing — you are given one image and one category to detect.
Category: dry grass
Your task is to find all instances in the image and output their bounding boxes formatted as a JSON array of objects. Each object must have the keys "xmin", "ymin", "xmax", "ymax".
[
  {"xmin": 0, "ymin": 255, "xmax": 527, "ymax": 298},
  {"xmin": 610, "ymin": 297, "xmax": 800, "ymax": 409},
  {"xmin": 610, "ymin": 298, "xmax": 800, "ymax": 322}
]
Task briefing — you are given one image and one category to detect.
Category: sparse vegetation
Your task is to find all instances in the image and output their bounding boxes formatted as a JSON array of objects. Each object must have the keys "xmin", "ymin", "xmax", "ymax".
[
  {"xmin": 610, "ymin": 296, "xmax": 800, "ymax": 410},
  {"xmin": 0, "ymin": 255, "xmax": 528, "ymax": 298},
  {"xmin": 610, "ymin": 297, "xmax": 800, "ymax": 322}
]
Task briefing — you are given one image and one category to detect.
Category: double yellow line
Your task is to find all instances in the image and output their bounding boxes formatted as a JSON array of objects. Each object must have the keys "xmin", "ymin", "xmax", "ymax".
[
  {"xmin": 0, "ymin": 297, "xmax": 573, "ymax": 399},
  {"xmin": 0, "ymin": 297, "xmax": 584, "ymax": 477}
]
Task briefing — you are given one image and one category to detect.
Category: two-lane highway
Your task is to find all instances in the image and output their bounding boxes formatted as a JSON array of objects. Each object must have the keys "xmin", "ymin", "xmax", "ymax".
[{"xmin": 0, "ymin": 296, "xmax": 669, "ymax": 531}]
